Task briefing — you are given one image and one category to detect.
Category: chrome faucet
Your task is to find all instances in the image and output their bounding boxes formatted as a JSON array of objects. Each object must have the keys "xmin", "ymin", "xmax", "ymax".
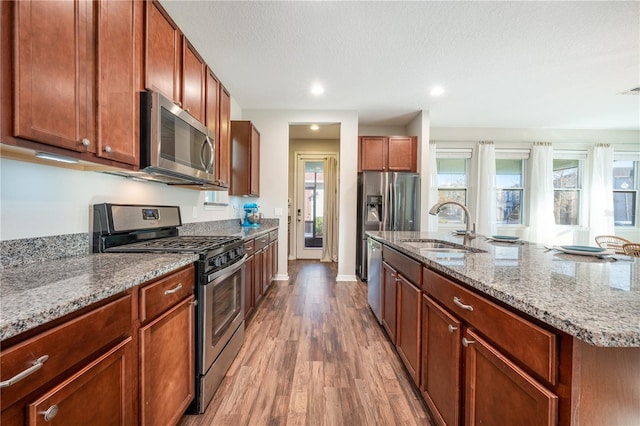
[{"xmin": 428, "ymin": 201, "xmax": 476, "ymax": 245}]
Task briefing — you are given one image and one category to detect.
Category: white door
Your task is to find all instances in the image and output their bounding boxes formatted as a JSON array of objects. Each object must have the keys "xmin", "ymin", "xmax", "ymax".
[{"xmin": 296, "ymin": 156, "xmax": 325, "ymax": 259}]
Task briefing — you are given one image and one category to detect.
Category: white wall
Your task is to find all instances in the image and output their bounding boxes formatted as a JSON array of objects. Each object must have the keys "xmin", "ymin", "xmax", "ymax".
[
  {"xmin": 241, "ymin": 109, "xmax": 359, "ymax": 281},
  {"xmin": 0, "ymin": 158, "xmax": 242, "ymax": 240}
]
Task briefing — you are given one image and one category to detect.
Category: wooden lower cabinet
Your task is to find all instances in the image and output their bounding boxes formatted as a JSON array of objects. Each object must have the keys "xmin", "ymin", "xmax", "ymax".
[
  {"xmin": 140, "ymin": 295, "xmax": 195, "ymax": 426},
  {"xmin": 381, "ymin": 261, "xmax": 397, "ymax": 343},
  {"xmin": 254, "ymin": 247, "xmax": 264, "ymax": 306},
  {"xmin": 27, "ymin": 338, "xmax": 135, "ymax": 425},
  {"xmin": 396, "ymin": 274, "xmax": 421, "ymax": 383},
  {"xmin": 463, "ymin": 329, "xmax": 557, "ymax": 426},
  {"xmin": 421, "ymin": 295, "xmax": 461, "ymax": 426},
  {"xmin": 244, "ymin": 253, "xmax": 255, "ymax": 318}
]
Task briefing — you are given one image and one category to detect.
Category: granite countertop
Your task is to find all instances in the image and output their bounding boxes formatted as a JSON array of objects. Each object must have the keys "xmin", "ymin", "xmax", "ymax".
[
  {"xmin": 367, "ymin": 231, "xmax": 640, "ymax": 348},
  {"xmin": 0, "ymin": 223, "xmax": 280, "ymax": 342},
  {"xmin": 0, "ymin": 253, "xmax": 198, "ymax": 341}
]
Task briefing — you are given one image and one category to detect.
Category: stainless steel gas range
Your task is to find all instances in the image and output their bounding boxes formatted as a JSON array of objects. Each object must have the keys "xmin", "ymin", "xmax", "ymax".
[{"xmin": 91, "ymin": 203, "xmax": 245, "ymax": 414}]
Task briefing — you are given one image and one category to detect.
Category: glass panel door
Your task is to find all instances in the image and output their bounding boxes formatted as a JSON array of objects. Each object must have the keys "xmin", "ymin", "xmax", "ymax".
[{"xmin": 296, "ymin": 158, "xmax": 324, "ymax": 259}]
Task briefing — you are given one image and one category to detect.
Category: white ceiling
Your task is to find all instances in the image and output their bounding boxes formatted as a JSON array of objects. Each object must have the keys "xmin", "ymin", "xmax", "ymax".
[{"xmin": 160, "ymin": 1, "xmax": 640, "ymax": 131}]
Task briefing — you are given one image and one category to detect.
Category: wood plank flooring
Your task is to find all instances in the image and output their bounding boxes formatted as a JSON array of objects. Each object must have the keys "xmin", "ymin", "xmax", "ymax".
[{"xmin": 179, "ymin": 260, "xmax": 432, "ymax": 425}]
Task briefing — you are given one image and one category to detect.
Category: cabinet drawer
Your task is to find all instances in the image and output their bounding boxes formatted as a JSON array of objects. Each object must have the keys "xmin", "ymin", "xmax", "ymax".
[
  {"xmin": 244, "ymin": 239, "xmax": 255, "ymax": 255},
  {"xmin": 383, "ymin": 245, "xmax": 422, "ymax": 287},
  {"xmin": 269, "ymin": 230, "xmax": 278, "ymax": 242},
  {"xmin": 254, "ymin": 234, "xmax": 269, "ymax": 251},
  {"xmin": 139, "ymin": 265, "xmax": 195, "ymax": 323},
  {"xmin": 422, "ymin": 268, "xmax": 558, "ymax": 385},
  {"xmin": 0, "ymin": 294, "xmax": 132, "ymax": 408}
]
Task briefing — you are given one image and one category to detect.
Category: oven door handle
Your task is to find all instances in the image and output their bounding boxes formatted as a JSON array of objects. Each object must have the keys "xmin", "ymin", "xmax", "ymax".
[{"xmin": 206, "ymin": 255, "xmax": 247, "ymax": 284}]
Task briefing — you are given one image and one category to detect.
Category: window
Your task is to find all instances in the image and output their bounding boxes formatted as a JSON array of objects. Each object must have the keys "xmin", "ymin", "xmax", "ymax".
[
  {"xmin": 613, "ymin": 158, "xmax": 638, "ymax": 226},
  {"xmin": 436, "ymin": 150, "xmax": 470, "ymax": 224},
  {"xmin": 496, "ymin": 158, "xmax": 526, "ymax": 225},
  {"xmin": 553, "ymin": 157, "xmax": 583, "ymax": 225}
]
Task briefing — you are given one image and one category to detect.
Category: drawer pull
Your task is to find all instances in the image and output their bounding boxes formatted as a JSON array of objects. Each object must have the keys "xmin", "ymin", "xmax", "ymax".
[
  {"xmin": 41, "ymin": 404, "xmax": 59, "ymax": 421},
  {"xmin": 0, "ymin": 355, "xmax": 49, "ymax": 388},
  {"xmin": 164, "ymin": 283, "xmax": 183, "ymax": 295},
  {"xmin": 448, "ymin": 324, "xmax": 458, "ymax": 333},
  {"xmin": 453, "ymin": 296, "xmax": 474, "ymax": 311},
  {"xmin": 462, "ymin": 337, "xmax": 476, "ymax": 347}
]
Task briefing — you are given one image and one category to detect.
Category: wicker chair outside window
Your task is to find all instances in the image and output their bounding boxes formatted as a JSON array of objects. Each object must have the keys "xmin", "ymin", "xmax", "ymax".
[
  {"xmin": 595, "ymin": 235, "xmax": 631, "ymax": 254},
  {"xmin": 622, "ymin": 243, "xmax": 640, "ymax": 257}
]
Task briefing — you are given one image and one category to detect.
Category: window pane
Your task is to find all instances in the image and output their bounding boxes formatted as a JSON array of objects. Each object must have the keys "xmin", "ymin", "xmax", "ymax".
[
  {"xmin": 554, "ymin": 190, "xmax": 580, "ymax": 225},
  {"xmin": 614, "ymin": 191, "xmax": 636, "ymax": 226},
  {"xmin": 553, "ymin": 159, "xmax": 580, "ymax": 189},
  {"xmin": 496, "ymin": 159, "xmax": 523, "ymax": 188},
  {"xmin": 437, "ymin": 158, "xmax": 467, "ymax": 187},
  {"xmin": 497, "ymin": 189, "xmax": 522, "ymax": 224},
  {"xmin": 613, "ymin": 160, "xmax": 635, "ymax": 190},
  {"xmin": 437, "ymin": 190, "xmax": 466, "ymax": 224}
]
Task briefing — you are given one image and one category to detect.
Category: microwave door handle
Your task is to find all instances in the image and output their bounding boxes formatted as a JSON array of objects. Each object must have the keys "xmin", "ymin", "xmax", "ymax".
[{"xmin": 200, "ymin": 138, "xmax": 214, "ymax": 173}]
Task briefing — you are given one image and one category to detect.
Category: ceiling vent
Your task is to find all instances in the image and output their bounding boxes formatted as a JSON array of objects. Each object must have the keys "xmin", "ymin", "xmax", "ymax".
[{"xmin": 620, "ymin": 86, "xmax": 640, "ymax": 95}]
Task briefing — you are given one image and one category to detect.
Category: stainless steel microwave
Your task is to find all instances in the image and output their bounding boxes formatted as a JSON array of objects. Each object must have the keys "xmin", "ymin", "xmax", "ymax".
[{"xmin": 139, "ymin": 90, "xmax": 219, "ymax": 186}]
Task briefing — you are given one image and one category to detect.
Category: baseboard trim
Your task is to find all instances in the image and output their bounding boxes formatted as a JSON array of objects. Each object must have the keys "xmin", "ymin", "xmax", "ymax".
[
  {"xmin": 274, "ymin": 273, "xmax": 289, "ymax": 281},
  {"xmin": 335, "ymin": 274, "xmax": 358, "ymax": 282}
]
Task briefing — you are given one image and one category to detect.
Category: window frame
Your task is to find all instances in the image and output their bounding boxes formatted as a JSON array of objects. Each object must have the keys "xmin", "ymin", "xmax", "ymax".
[
  {"xmin": 435, "ymin": 148, "xmax": 471, "ymax": 226},
  {"xmin": 553, "ymin": 150, "xmax": 587, "ymax": 227},
  {"xmin": 495, "ymin": 149, "xmax": 528, "ymax": 226},
  {"xmin": 613, "ymin": 153, "xmax": 640, "ymax": 228}
]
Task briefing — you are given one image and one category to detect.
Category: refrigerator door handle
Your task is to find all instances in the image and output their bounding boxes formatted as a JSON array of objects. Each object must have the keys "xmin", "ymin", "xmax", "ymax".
[{"xmin": 381, "ymin": 173, "xmax": 388, "ymax": 231}]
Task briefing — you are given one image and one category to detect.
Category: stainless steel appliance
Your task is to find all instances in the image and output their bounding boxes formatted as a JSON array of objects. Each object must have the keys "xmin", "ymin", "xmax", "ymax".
[
  {"xmin": 356, "ymin": 171, "xmax": 420, "ymax": 280},
  {"xmin": 91, "ymin": 203, "xmax": 245, "ymax": 414},
  {"xmin": 106, "ymin": 91, "xmax": 226, "ymax": 190},
  {"xmin": 367, "ymin": 237, "xmax": 382, "ymax": 323}
]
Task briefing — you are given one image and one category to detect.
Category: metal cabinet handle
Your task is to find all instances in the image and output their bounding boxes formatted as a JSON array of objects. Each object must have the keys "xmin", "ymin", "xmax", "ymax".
[
  {"xmin": 81, "ymin": 138, "xmax": 90, "ymax": 147},
  {"xmin": 462, "ymin": 337, "xmax": 475, "ymax": 347},
  {"xmin": 104, "ymin": 145, "xmax": 112, "ymax": 153},
  {"xmin": 41, "ymin": 404, "xmax": 59, "ymax": 421},
  {"xmin": 164, "ymin": 283, "xmax": 183, "ymax": 295},
  {"xmin": 453, "ymin": 296, "xmax": 474, "ymax": 311},
  {"xmin": 185, "ymin": 108, "xmax": 190, "ymax": 113},
  {"xmin": 175, "ymin": 101, "xmax": 182, "ymax": 108},
  {"xmin": 191, "ymin": 299, "xmax": 198, "ymax": 307},
  {"xmin": 0, "ymin": 355, "xmax": 49, "ymax": 388},
  {"xmin": 448, "ymin": 324, "xmax": 457, "ymax": 333}
]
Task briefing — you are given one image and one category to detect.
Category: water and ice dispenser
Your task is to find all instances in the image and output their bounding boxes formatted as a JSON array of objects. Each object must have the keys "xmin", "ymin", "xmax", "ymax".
[{"xmin": 366, "ymin": 195, "xmax": 382, "ymax": 224}]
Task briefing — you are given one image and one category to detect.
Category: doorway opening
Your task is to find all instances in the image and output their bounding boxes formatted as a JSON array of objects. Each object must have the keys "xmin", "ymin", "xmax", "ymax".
[{"xmin": 288, "ymin": 124, "xmax": 340, "ymax": 261}]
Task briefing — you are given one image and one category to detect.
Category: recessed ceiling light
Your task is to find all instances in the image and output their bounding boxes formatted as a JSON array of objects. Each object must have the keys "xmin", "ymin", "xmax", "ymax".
[
  {"xmin": 311, "ymin": 84, "xmax": 325, "ymax": 95},
  {"xmin": 430, "ymin": 87, "xmax": 445, "ymax": 96},
  {"xmin": 35, "ymin": 152, "xmax": 79, "ymax": 164},
  {"xmin": 310, "ymin": 124, "xmax": 319, "ymax": 131}
]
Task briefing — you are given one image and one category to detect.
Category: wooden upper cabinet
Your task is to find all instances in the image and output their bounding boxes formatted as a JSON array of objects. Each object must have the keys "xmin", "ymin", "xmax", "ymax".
[
  {"xmin": 359, "ymin": 136, "xmax": 417, "ymax": 172},
  {"xmin": 205, "ymin": 69, "xmax": 220, "ymax": 138},
  {"xmin": 359, "ymin": 136, "xmax": 386, "ymax": 171},
  {"xmin": 387, "ymin": 136, "xmax": 417, "ymax": 171},
  {"xmin": 14, "ymin": 0, "xmax": 94, "ymax": 152},
  {"xmin": 95, "ymin": 0, "xmax": 142, "ymax": 165},
  {"xmin": 145, "ymin": 0, "xmax": 181, "ymax": 103},
  {"xmin": 217, "ymin": 85, "xmax": 232, "ymax": 188},
  {"xmin": 181, "ymin": 39, "xmax": 206, "ymax": 123},
  {"xmin": 230, "ymin": 120, "xmax": 260, "ymax": 196}
]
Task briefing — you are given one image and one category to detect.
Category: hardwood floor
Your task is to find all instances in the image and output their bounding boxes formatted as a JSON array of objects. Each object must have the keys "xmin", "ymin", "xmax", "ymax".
[{"xmin": 179, "ymin": 260, "xmax": 432, "ymax": 425}]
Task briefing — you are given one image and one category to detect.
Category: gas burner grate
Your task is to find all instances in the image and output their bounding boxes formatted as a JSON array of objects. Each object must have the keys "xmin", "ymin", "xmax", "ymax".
[{"xmin": 111, "ymin": 236, "xmax": 242, "ymax": 253}]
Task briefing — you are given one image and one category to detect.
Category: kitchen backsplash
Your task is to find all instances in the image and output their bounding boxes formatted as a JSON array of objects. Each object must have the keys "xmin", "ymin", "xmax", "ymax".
[{"xmin": 0, "ymin": 218, "xmax": 281, "ymax": 269}]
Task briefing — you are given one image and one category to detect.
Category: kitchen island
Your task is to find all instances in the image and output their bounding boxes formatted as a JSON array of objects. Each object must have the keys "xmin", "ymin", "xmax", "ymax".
[{"xmin": 367, "ymin": 230, "xmax": 640, "ymax": 426}]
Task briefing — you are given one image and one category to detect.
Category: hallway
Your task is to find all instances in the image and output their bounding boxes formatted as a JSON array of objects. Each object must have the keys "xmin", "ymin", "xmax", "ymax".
[{"xmin": 179, "ymin": 260, "xmax": 431, "ymax": 425}]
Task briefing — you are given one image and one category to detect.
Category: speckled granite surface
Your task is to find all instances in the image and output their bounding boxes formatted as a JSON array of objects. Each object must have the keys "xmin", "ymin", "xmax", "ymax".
[
  {"xmin": 0, "ymin": 253, "xmax": 198, "ymax": 341},
  {"xmin": 180, "ymin": 219, "xmax": 280, "ymax": 238},
  {"xmin": 368, "ymin": 231, "xmax": 640, "ymax": 348},
  {"xmin": 1, "ymin": 233, "xmax": 90, "ymax": 269}
]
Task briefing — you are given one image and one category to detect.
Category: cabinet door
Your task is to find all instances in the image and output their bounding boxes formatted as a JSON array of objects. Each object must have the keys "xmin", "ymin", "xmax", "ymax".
[
  {"xmin": 254, "ymin": 249, "xmax": 263, "ymax": 305},
  {"xmin": 421, "ymin": 295, "xmax": 461, "ymax": 426},
  {"xmin": 263, "ymin": 243, "xmax": 271, "ymax": 293},
  {"xmin": 244, "ymin": 254, "xmax": 255, "ymax": 318},
  {"xmin": 387, "ymin": 136, "xmax": 417, "ymax": 172},
  {"xmin": 272, "ymin": 238, "xmax": 279, "ymax": 281},
  {"xmin": 145, "ymin": 0, "xmax": 180, "ymax": 102},
  {"xmin": 181, "ymin": 39, "xmax": 205, "ymax": 123},
  {"xmin": 396, "ymin": 275, "xmax": 421, "ymax": 384},
  {"xmin": 14, "ymin": 0, "xmax": 93, "ymax": 152},
  {"xmin": 359, "ymin": 136, "xmax": 386, "ymax": 171},
  {"xmin": 26, "ymin": 338, "xmax": 135, "ymax": 425},
  {"xmin": 463, "ymin": 329, "xmax": 558, "ymax": 426},
  {"xmin": 140, "ymin": 296, "xmax": 195, "ymax": 426},
  {"xmin": 217, "ymin": 85, "xmax": 231, "ymax": 187},
  {"xmin": 381, "ymin": 262, "xmax": 397, "ymax": 343},
  {"xmin": 250, "ymin": 124, "xmax": 260, "ymax": 196},
  {"xmin": 96, "ymin": 0, "xmax": 141, "ymax": 165}
]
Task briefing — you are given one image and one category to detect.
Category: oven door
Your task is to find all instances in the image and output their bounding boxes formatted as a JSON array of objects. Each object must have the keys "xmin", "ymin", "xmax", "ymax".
[{"xmin": 201, "ymin": 257, "xmax": 245, "ymax": 373}]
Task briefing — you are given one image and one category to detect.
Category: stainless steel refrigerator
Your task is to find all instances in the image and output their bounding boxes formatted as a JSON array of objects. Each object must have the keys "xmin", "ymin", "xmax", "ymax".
[{"xmin": 356, "ymin": 172, "xmax": 420, "ymax": 280}]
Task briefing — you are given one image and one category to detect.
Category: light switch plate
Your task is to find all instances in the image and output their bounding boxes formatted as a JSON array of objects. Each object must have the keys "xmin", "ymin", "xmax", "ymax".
[
  {"xmin": 192, "ymin": 206, "xmax": 198, "ymax": 219},
  {"xmin": 274, "ymin": 207, "xmax": 283, "ymax": 216}
]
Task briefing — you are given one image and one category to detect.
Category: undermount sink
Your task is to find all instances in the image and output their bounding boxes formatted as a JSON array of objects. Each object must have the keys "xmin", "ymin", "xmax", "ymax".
[{"xmin": 400, "ymin": 239, "xmax": 485, "ymax": 254}]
